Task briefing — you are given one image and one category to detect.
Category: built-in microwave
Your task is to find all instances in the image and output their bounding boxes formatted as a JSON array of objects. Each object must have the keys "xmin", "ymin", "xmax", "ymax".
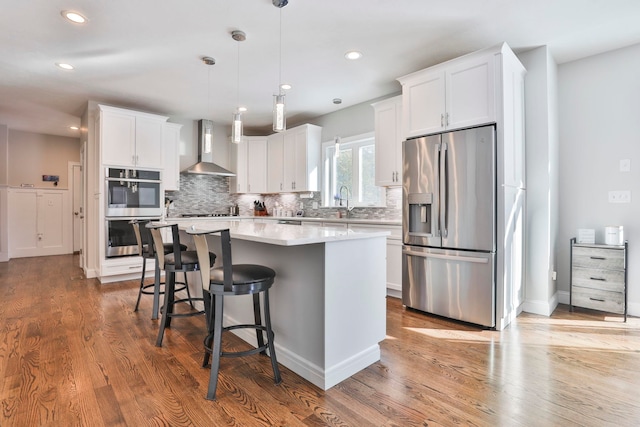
[{"xmin": 105, "ymin": 168, "xmax": 163, "ymax": 217}]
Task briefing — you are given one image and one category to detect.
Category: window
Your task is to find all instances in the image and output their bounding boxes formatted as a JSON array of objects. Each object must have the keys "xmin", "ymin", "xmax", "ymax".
[{"xmin": 322, "ymin": 132, "xmax": 384, "ymax": 207}]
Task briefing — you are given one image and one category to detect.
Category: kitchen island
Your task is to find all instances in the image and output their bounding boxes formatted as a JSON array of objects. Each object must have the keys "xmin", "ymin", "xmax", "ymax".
[{"xmin": 171, "ymin": 219, "xmax": 388, "ymax": 390}]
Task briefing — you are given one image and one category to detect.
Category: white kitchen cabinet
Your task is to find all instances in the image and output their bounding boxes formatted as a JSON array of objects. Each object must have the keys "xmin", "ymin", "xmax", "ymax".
[
  {"xmin": 246, "ymin": 137, "xmax": 267, "ymax": 194},
  {"xmin": 372, "ymin": 96, "xmax": 403, "ymax": 186},
  {"xmin": 99, "ymin": 105, "xmax": 168, "ymax": 169},
  {"xmin": 8, "ymin": 188, "xmax": 71, "ymax": 258},
  {"xmin": 282, "ymin": 124, "xmax": 322, "ymax": 192},
  {"xmin": 229, "ymin": 136, "xmax": 248, "ymax": 193},
  {"xmin": 398, "ymin": 50, "xmax": 495, "ymax": 138},
  {"xmin": 348, "ymin": 223, "xmax": 402, "ymax": 297},
  {"xmin": 267, "ymin": 133, "xmax": 285, "ymax": 192},
  {"xmin": 162, "ymin": 122, "xmax": 182, "ymax": 191}
]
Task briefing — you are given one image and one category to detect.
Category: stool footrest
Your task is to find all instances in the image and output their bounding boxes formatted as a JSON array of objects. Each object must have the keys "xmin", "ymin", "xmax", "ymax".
[{"xmin": 203, "ymin": 324, "xmax": 271, "ymax": 359}]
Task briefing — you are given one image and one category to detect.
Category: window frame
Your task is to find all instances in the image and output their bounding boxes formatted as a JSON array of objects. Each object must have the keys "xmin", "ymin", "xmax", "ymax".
[{"xmin": 321, "ymin": 132, "xmax": 385, "ymax": 208}]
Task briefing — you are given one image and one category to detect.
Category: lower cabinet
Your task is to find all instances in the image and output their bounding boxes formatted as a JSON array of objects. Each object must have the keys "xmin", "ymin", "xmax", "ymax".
[
  {"xmin": 570, "ymin": 238, "xmax": 627, "ymax": 320},
  {"xmin": 8, "ymin": 188, "xmax": 71, "ymax": 258}
]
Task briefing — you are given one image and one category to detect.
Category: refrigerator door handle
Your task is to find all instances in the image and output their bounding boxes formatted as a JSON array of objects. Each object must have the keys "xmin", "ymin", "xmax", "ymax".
[
  {"xmin": 441, "ymin": 142, "xmax": 449, "ymax": 238},
  {"xmin": 402, "ymin": 249, "xmax": 489, "ymax": 264},
  {"xmin": 435, "ymin": 142, "xmax": 442, "ymax": 237}
]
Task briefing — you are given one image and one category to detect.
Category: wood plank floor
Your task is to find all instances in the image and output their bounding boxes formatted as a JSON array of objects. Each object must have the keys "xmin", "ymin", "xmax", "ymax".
[{"xmin": 1, "ymin": 254, "xmax": 639, "ymax": 426}]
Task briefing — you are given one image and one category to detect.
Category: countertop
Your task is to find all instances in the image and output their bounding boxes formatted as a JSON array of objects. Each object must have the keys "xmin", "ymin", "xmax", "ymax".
[
  {"xmin": 164, "ymin": 219, "xmax": 390, "ymax": 246},
  {"xmin": 168, "ymin": 215, "xmax": 401, "ymax": 227}
]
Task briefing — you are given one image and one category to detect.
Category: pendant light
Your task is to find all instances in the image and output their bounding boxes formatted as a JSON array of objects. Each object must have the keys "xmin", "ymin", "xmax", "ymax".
[
  {"xmin": 272, "ymin": 1, "xmax": 288, "ymax": 132},
  {"xmin": 231, "ymin": 30, "xmax": 246, "ymax": 144}
]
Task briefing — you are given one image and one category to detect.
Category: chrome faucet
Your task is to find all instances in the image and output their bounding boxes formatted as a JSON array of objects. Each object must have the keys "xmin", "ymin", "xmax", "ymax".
[{"xmin": 338, "ymin": 185, "xmax": 353, "ymax": 218}]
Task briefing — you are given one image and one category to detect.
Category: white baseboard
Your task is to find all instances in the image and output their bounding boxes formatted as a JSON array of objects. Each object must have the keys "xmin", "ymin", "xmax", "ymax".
[
  {"xmin": 522, "ymin": 292, "xmax": 560, "ymax": 316},
  {"xmin": 0, "ymin": 252, "xmax": 7, "ymax": 262}
]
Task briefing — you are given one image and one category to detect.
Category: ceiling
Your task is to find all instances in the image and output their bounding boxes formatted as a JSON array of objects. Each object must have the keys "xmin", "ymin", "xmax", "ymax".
[{"xmin": 2, "ymin": 0, "xmax": 640, "ymax": 138}]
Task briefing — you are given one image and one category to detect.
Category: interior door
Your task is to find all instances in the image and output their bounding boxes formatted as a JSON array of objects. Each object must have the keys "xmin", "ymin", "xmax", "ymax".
[{"xmin": 440, "ymin": 125, "xmax": 495, "ymax": 252}]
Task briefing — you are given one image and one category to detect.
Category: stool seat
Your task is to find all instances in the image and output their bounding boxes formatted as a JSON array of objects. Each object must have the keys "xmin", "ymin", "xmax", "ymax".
[{"xmin": 191, "ymin": 228, "xmax": 281, "ymax": 400}]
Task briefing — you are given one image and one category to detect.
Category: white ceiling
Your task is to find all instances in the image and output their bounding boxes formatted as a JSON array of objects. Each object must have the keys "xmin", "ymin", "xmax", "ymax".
[{"xmin": 2, "ymin": 0, "xmax": 640, "ymax": 138}]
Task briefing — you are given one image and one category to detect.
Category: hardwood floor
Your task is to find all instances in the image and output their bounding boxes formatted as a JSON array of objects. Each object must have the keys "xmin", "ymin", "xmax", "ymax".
[{"xmin": 1, "ymin": 254, "xmax": 639, "ymax": 426}]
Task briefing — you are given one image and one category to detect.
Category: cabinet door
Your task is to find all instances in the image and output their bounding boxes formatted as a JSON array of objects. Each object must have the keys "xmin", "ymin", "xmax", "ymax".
[
  {"xmin": 101, "ymin": 110, "xmax": 136, "ymax": 167},
  {"xmin": 134, "ymin": 116, "xmax": 164, "ymax": 169},
  {"xmin": 284, "ymin": 127, "xmax": 309, "ymax": 192},
  {"xmin": 162, "ymin": 123, "xmax": 182, "ymax": 191},
  {"xmin": 247, "ymin": 138, "xmax": 267, "ymax": 194},
  {"xmin": 230, "ymin": 138, "xmax": 248, "ymax": 193},
  {"xmin": 446, "ymin": 55, "xmax": 495, "ymax": 130},
  {"xmin": 9, "ymin": 189, "xmax": 38, "ymax": 254},
  {"xmin": 267, "ymin": 133, "xmax": 284, "ymax": 192},
  {"xmin": 38, "ymin": 192, "xmax": 65, "ymax": 251},
  {"xmin": 403, "ymin": 70, "xmax": 445, "ymax": 138},
  {"xmin": 374, "ymin": 96, "xmax": 402, "ymax": 186}
]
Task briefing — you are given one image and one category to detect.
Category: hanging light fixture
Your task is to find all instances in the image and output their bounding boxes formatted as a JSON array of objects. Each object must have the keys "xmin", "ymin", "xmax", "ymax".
[
  {"xmin": 272, "ymin": 1, "xmax": 288, "ymax": 132},
  {"xmin": 231, "ymin": 30, "xmax": 246, "ymax": 144}
]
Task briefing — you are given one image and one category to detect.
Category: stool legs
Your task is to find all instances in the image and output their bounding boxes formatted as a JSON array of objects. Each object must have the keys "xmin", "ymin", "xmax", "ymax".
[
  {"xmin": 152, "ymin": 258, "xmax": 162, "ymax": 320},
  {"xmin": 206, "ymin": 294, "xmax": 225, "ymax": 400},
  {"xmin": 134, "ymin": 256, "xmax": 147, "ymax": 312},
  {"xmin": 263, "ymin": 289, "xmax": 282, "ymax": 385},
  {"xmin": 156, "ymin": 271, "xmax": 176, "ymax": 347}
]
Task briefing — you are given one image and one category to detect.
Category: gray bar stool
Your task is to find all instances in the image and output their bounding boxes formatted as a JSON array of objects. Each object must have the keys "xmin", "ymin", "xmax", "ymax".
[
  {"xmin": 191, "ymin": 228, "xmax": 281, "ymax": 401},
  {"xmin": 130, "ymin": 219, "xmax": 189, "ymax": 319},
  {"xmin": 148, "ymin": 223, "xmax": 215, "ymax": 346}
]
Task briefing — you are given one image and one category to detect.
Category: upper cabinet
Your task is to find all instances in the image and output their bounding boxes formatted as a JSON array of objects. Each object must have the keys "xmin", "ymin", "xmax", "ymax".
[
  {"xmin": 99, "ymin": 105, "xmax": 168, "ymax": 169},
  {"xmin": 372, "ymin": 96, "xmax": 403, "ymax": 186},
  {"xmin": 233, "ymin": 124, "xmax": 322, "ymax": 194},
  {"xmin": 398, "ymin": 51, "xmax": 495, "ymax": 138},
  {"xmin": 282, "ymin": 124, "xmax": 322, "ymax": 192},
  {"xmin": 162, "ymin": 122, "xmax": 182, "ymax": 191}
]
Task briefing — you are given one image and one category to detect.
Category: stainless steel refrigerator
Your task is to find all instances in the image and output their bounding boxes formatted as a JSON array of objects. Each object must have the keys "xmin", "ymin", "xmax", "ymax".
[{"xmin": 402, "ymin": 125, "xmax": 498, "ymax": 327}]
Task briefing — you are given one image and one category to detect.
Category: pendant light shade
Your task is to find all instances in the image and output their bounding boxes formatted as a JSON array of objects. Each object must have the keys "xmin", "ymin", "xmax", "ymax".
[
  {"xmin": 231, "ymin": 30, "xmax": 246, "ymax": 144},
  {"xmin": 272, "ymin": 2, "xmax": 287, "ymax": 132},
  {"xmin": 273, "ymin": 94, "xmax": 286, "ymax": 132},
  {"xmin": 232, "ymin": 112, "xmax": 243, "ymax": 144}
]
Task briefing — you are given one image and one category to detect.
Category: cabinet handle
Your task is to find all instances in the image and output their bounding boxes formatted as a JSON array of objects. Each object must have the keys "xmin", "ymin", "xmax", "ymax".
[
  {"xmin": 589, "ymin": 297, "xmax": 606, "ymax": 302},
  {"xmin": 280, "ymin": 183, "xmax": 283, "ymax": 190},
  {"xmin": 446, "ymin": 112, "xmax": 450, "ymax": 126},
  {"xmin": 590, "ymin": 277, "xmax": 606, "ymax": 281},
  {"xmin": 589, "ymin": 256, "xmax": 606, "ymax": 260},
  {"xmin": 440, "ymin": 113, "xmax": 444, "ymax": 127}
]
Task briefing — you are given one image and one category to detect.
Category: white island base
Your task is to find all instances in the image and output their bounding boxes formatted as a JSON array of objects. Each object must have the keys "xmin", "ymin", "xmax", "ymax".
[{"xmin": 182, "ymin": 222, "xmax": 387, "ymax": 390}]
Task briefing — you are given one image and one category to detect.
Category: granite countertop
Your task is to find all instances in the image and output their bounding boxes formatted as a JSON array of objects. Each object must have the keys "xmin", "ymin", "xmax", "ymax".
[{"xmin": 161, "ymin": 220, "xmax": 390, "ymax": 246}]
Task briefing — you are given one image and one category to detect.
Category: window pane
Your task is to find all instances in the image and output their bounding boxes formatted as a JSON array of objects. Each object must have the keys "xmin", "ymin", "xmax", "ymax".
[
  {"xmin": 359, "ymin": 144, "xmax": 377, "ymax": 204},
  {"xmin": 336, "ymin": 148, "xmax": 353, "ymax": 199}
]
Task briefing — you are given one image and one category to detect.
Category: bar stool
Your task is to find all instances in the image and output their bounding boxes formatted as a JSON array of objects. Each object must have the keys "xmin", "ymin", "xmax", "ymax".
[
  {"xmin": 131, "ymin": 220, "xmax": 189, "ymax": 320},
  {"xmin": 148, "ymin": 223, "xmax": 216, "ymax": 347},
  {"xmin": 191, "ymin": 228, "xmax": 281, "ymax": 400}
]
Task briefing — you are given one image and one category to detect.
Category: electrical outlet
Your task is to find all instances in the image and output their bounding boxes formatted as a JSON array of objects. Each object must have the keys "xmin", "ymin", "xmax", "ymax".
[
  {"xmin": 608, "ymin": 190, "xmax": 631, "ymax": 203},
  {"xmin": 552, "ymin": 271, "xmax": 557, "ymax": 281}
]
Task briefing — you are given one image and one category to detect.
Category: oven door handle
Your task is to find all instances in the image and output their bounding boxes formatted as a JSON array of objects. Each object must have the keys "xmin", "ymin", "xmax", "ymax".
[
  {"xmin": 402, "ymin": 249, "xmax": 489, "ymax": 264},
  {"xmin": 105, "ymin": 177, "xmax": 161, "ymax": 184}
]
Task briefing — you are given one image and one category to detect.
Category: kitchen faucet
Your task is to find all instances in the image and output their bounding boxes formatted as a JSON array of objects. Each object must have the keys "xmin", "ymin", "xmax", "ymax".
[{"xmin": 338, "ymin": 185, "xmax": 353, "ymax": 218}]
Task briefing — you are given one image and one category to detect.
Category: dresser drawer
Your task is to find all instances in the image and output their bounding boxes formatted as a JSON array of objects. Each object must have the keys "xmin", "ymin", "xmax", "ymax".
[
  {"xmin": 572, "ymin": 246, "xmax": 624, "ymax": 270},
  {"xmin": 571, "ymin": 286, "xmax": 625, "ymax": 314},
  {"xmin": 571, "ymin": 267, "xmax": 625, "ymax": 292}
]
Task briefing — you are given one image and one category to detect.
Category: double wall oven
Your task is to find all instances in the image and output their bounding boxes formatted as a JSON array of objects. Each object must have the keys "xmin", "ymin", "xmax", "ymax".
[{"xmin": 105, "ymin": 168, "xmax": 163, "ymax": 258}]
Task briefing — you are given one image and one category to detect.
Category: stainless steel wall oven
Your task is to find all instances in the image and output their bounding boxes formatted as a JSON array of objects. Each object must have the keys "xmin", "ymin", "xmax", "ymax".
[
  {"xmin": 105, "ymin": 217, "xmax": 159, "ymax": 258},
  {"xmin": 105, "ymin": 168, "xmax": 163, "ymax": 217}
]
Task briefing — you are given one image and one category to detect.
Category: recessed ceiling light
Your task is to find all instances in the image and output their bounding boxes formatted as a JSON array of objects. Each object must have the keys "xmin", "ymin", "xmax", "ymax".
[
  {"xmin": 56, "ymin": 63, "xmax": 74, "ymax": 70},
  {"xmin": 280, "ymin": 83, "xmax": 292, "ymax": 91},
  {"xmin": 333, "ymin": 98, "xmax": 342, "ymax": 105},
  {"xmin": 61, "ymin": 10, "xmax": 87, "ymax": 24},
  {"xmin": 344, "ymin": 51, "xmax": 362, "ymax": 60},
  {"xmin": 69, "ymin": 126, "xmax": 79, "ymax": 130}
]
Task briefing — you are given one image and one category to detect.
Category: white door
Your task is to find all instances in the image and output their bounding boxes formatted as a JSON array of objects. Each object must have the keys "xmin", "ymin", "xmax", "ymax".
[{"xmin": 72, "ymin": 163, "xmax": 83, "ymax": 253}]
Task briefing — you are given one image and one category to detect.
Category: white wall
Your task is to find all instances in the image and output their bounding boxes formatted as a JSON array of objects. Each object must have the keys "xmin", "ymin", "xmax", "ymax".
[
  {"xmin": 0, "ymin": 124, "xmax": 8, "ymax": 262},
  {"xmin": 558, "ymin": 42, "xmax": 640, "ymax": 315},
  {"xmin": 518, "ymin": 46, "xmax": 560, "ymax": 316}
]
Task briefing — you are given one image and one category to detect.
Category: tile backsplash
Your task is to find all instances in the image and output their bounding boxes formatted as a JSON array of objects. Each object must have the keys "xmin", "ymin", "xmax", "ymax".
[{"xmin": 166, "ymin": 173, "xmax": 401, "ymax": 221}]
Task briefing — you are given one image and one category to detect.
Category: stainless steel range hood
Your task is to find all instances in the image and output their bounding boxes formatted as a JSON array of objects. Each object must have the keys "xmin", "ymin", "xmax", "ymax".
[{"xmin": 185, "ymin": 119, "xmax": 236, "ymax": 176}]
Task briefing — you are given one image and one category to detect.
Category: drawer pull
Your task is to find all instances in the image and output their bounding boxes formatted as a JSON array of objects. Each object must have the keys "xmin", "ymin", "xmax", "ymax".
[
  {"xmin": 589, "ymin": 277, "xmax": 606, "ymax": 281},
  {"xmin": 589, "ymin": 297, "xmax": 606, "ymax": 302},
  {"xmin": 589, "ymin": 256, "xmax": 606, "ymax": 260},
  {"xmin": 129, "ymin": 266, "xmax": 141, "ymax": 270}
]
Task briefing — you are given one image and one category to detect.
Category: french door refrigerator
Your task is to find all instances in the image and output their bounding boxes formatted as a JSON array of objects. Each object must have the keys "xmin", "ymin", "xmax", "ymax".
[{"xmin": 402, "ymin": 125, "xmax": 497, "ymax": 327}]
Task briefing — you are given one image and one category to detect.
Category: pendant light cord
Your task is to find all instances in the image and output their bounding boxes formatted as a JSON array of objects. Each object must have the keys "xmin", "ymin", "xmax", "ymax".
[
  {"xmin": 278, "ymin": 7, "xmax": 282, "ymax": 95},
  {"xmin": 237, "ymin": 39, "xmax": 240, "ymax": 111}
]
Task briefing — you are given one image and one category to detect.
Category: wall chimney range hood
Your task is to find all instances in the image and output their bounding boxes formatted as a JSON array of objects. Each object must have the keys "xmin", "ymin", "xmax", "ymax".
[{"xmin": 186, "ymin": 119, "xmax": 236, "ymax": 176}]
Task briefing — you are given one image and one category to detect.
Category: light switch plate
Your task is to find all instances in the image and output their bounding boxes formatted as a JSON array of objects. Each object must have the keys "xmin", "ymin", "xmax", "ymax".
[{"xmin": 620, "ymin": 159, "xmax": 631, "ymax": 172}]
